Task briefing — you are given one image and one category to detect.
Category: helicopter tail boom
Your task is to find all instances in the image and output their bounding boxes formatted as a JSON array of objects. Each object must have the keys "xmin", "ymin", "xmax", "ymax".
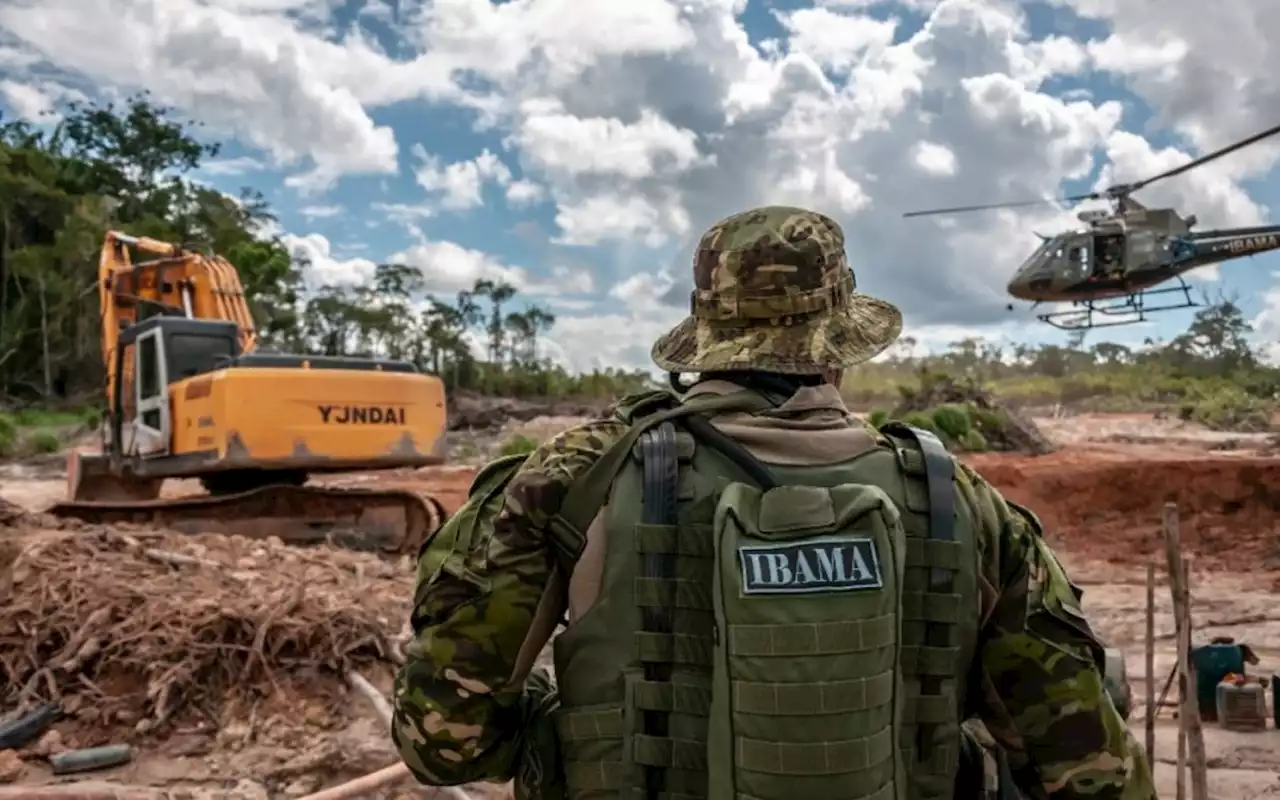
[{"xmin": 1177, "ymin": 225, "xmax": 1280, "ymax": 268}]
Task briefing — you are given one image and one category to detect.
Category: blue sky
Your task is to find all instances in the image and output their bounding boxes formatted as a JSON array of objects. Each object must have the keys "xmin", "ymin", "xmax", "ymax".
[{"xmin": 1, "ymin": 0, "xmax": 1276, "ymax": 371}]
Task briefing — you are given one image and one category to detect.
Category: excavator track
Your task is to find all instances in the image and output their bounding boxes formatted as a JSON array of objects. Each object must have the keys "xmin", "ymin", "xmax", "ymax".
[{"xmin": 48, "ymin": 484, "xmax": 448, "ymax": 557}]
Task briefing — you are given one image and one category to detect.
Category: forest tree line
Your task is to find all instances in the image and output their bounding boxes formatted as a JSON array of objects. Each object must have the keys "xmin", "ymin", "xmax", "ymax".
[
  {"xmin": 0, "ymin": 95, "xmax": 650, "ymax": 406},
  {"xmin": 845, "ymin": 299, "xmax": 1279, "ymax": 429}
]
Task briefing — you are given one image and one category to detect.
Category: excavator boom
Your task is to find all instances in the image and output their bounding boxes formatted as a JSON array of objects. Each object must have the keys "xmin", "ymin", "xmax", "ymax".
[{"xmin": 51, "ymin": 232, "xmax": 451, "ymax": 554}]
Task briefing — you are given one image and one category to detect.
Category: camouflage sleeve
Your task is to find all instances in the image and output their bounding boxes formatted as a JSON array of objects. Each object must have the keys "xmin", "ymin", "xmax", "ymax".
[
  {"xmin": 391, "ymin": 418, "xmax": 630, "ymax": 787},
  {"xmin": 959, "ymin": 462, "xmax": 1157, "ymax": 800}
]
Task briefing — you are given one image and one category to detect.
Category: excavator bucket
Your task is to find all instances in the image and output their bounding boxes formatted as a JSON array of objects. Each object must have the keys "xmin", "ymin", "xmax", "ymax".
[
  {"xmin": 65, "ymin": 450, "xmax": 163, "ymax": 503},
  {"xmin": 48, "ymin": 483, "xmax": 447, "ymax": 557}
]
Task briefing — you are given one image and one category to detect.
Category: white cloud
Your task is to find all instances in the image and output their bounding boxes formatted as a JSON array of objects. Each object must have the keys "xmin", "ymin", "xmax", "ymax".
[
  {"xmin": 391, "ymin": 239, "xmax": 526, "ymax": 293},
  {"xmin": 913, "ymin": 142, "xmax": 958, "ymax": 176},
  {"xmin": 0, "ymin": 0, "xmax": 400, "ymax": 192},
  {"xmin": 299, "ymin": 204, "xmax": 344, "ymax": 219},
  {"xmin": 412, "ymin": 146, "xmax": 514, "ymax": 211},
  {"xmin": 776, "ymin": 7, "xmax": 898, "ymax": 73},
  {"xmin": 200, "ymin": 156, "xmax": 266, "ymax": 176},
  {"xmin": 283, "ymin": 232, "xmax": 376, "ymax": 286},
  {"xmin": 1060, "ymin": 0, "xmax": 1277, "ymax": 157},
  {"xmin": 506, "ymin": 179, "xmax": 545, "ymax": 206},
  {"xmin": 1251, "ymin": 277, "xmax": 1280, "ymax": 364},
  {"xmin": 0, "ymin": 79, "xmax": 82, "ymax": 120},
  {"xmin": 543, "ymin": 304, "xmax": 686, "ymax": 375},
  {"xmin": 513, "ymin": 105, "xmax": 708, "ymax": 181}
]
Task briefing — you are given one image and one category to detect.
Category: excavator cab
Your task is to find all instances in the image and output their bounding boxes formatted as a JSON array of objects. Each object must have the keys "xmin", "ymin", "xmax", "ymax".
[{"xmin": 110, "ymin": 316, "xmax": 241, "ymax": 459}]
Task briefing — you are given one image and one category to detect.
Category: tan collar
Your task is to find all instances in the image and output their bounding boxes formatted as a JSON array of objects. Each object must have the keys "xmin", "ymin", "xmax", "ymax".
[{"xmin": 683, "ymin": 379, "xmax": 850, "ymax": 416}]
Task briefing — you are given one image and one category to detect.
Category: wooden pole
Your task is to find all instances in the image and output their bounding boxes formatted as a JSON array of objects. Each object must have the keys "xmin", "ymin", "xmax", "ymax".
[
  {"xmin": 1145, "ymin": 562, "xmax": 1156, "ymax": 763},
  {"xmin": 1162, "ymin": 503, "xmax": 1209, "ymax": 800}
]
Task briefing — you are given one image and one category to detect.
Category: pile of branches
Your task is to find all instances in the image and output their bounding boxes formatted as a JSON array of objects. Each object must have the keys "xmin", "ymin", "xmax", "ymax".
[
  {"xmin": 0, "ymin": 528, "xmax": 409, "ymax": 737},
  {"xmin": 893, "ymin": 372, "xmax": 1056, "ymax": 455}
]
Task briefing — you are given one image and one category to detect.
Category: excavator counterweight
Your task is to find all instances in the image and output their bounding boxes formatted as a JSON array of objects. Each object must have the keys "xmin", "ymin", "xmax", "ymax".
[{"xmin": 48, "ymin": 231, "xmax": 450, "ymax": 554}]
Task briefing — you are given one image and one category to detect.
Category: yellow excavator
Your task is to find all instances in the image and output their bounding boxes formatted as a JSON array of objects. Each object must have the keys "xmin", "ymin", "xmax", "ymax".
[{"xmin": 48, "ymin": 231, "xmax": 449, "ymax": 555}]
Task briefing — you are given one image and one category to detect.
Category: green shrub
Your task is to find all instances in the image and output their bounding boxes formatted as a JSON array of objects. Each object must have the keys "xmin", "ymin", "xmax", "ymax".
[
  {"xmin": 26, "ymin": 430, "xmax": 62, "ymax": 454},
  {"xmin": 931, "ymin": 404, "xmax": 972, "ymax": 440},
  {"xmin": 900, "ymin": 411, "xmax": 937, "ymax": 433},
  {"xmin": 80, "ymin": 407, "xmax": 103, "ymax": 429},
  {"xmin": 868, "ymin": 408, "xmax": 889, "ymax": 429},
  {"xmin": 1178, "ymin": 386, "xmax": 1273, "ymax": 432},
  {"xmin": 0, "ymin": 414, "xmax": 16, "ymax": 458},
  {"xmin": 968, "ymin": 405, "xmax": 1005, "ymax": 433},
  {"xmin": 958, "ymin": 429, "xmax": 987, "ymax": 452},
  {"xmin": 500, "ymin": 434, "xmax": 539, "ymax": 456}
]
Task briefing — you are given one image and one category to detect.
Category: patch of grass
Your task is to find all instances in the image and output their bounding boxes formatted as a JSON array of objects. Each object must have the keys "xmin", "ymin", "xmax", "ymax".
[
  {"xmin": 25, "ymin": 430, "xmax": 62, "ymax": 454},
  {"xmin": 0, "ymin": 414, "xmax": 16, "ymax": 458},
  {"xmin": 499, "ymin": 434, "xmax": 539, "ymax": 456},
  {"xmin": 12, "ymin": 408, "xmax": 95, "ymax": 428}
]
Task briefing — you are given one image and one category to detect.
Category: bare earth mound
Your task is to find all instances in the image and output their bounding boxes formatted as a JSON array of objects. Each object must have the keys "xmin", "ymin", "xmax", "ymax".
[{"xmin": 966, "ymin": 450, "xmax": 1280, "ymax": 573}]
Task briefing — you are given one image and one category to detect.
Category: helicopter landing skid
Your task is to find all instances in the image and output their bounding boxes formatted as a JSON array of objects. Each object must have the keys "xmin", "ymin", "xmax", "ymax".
[{"xmin": 1036, "ymin": 279, "xmax": 1197, "ymax": 331}]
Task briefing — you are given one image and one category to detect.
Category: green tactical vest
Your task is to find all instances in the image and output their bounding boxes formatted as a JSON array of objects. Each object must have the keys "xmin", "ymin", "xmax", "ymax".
[{"xmin": 545, "ymin": 389, "xmax": 979, "ymax": 800}]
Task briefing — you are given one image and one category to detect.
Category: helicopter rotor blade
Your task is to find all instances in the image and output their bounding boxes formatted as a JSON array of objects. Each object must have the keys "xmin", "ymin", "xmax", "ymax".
[
  {"xmin": 1119, "ymin": 121, "xmax": 1280, "ymax": 194},
  {"xmin": 902, "ymin": 192, "xmax": 1097, "ymax": 218}
]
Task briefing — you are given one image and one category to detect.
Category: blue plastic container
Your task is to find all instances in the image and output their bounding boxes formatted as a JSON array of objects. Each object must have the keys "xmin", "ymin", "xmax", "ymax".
[{"xmin": 1192, "ymin": 643, "xmax": 1247, "ymax": 721}]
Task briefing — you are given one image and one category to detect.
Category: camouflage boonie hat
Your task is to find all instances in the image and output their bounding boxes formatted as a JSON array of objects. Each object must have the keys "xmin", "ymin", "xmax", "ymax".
[{"xmin": 651, "ymin": 205, "xmax": 902, "ymax": 375}]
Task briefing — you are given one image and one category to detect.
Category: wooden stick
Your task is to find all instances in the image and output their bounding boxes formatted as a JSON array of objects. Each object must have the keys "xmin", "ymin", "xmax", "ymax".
[
  {"xmin": 346, "ymin": 670, "xmax": 393, "ymax": 728},
  {"xmin": 1162, "ymin": 503, "xmax": 1208, "ymax": 800},
  {"xmin": 1176, "ymin": 723, "xmax": 1186, "ymax": 800},
  {"xmin": 296, "ymin": 763, "xmax": 412, "ymax": 800},
  {"xmin": 1145, "ymin": 561, "xmax": 1156, "ymax": 763},
  {"xmin": 296, "ymin": 763, "xmax": 475, "ymax": 800}
]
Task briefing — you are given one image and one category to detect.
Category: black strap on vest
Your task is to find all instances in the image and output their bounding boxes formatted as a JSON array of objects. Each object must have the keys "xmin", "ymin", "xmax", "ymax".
[
  {"xmin": 879, "ymin": 422, "xmax": 958, "ymax": 767},
  {"xmin": 637, "ymin": 422, "xmax": 679, "ymax": 799}
]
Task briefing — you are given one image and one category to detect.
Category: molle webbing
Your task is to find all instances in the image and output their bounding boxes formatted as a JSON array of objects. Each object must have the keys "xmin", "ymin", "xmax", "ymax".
[
  {"xmin": 879, "ymin": 422, "xmax": 965, "ymax": 799},
  {"xmin": 637, "ymin": 422, "xmax": 681, "ymax": 798}
]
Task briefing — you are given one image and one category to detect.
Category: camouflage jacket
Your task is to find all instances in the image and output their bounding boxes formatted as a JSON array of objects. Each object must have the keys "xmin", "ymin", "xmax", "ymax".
[{"xmin": 392, "ymin": 385, "xmax": 1156, "ymax": 799}]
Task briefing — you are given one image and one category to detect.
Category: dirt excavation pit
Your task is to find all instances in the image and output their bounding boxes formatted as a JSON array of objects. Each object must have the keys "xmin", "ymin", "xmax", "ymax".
[{"xmin": 966, "ymin": 450, "xmax": 1280, "ymax": 573}]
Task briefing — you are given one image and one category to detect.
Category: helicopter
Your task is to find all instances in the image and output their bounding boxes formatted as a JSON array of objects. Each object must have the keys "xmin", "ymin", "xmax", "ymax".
[{"xmin": 903, "ymin": 121, "xmax": 1280, "ymax": 330}]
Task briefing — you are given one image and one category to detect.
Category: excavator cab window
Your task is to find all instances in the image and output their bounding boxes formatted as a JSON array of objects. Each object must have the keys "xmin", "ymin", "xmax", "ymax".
[
  {"xmin": 137, "ymin": 336, "xmax": 161, "ymax": 430},
  {"xmin": 167, "ymin": 328, "xmax": 239, "ymax": 380}
]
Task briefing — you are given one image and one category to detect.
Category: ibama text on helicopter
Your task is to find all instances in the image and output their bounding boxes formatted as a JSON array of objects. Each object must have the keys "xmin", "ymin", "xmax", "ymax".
[{"xmin": 903, "ymin": 121, "xmax": 1280, "ymax": 330}]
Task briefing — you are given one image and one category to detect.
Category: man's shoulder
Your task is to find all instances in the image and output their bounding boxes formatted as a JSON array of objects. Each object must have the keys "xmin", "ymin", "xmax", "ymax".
[{"xmin": 500, "ymin": 415, "xmax": 632, "ymax": 523}]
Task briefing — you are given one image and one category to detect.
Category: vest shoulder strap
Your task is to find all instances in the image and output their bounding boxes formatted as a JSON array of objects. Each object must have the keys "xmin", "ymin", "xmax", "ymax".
[
  {"xmin": 878, "ymin": 421, "xmax": 956, "ymax": 548},
  {"xmin": 552, "ymin": 390, "xmax": 776, "ymax": 545}
]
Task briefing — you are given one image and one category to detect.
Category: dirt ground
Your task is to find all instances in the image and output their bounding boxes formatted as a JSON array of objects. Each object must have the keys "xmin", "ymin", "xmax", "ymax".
[{"xmin": 2, "ymin": 412, "xmax": 1279, "ymax": 798}]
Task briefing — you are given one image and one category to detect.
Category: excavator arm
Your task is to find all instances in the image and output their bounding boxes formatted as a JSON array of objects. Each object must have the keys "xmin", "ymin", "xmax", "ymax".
[{"xmin": 98, "ymin": 231, "xmax": 258, "ymax": 412}]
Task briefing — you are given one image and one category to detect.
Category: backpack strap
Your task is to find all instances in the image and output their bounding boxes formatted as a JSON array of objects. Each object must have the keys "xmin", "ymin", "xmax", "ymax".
[
  {"xmin": 879, "ymin": 421, "xmax": 959, "ymax": 770},
  {"xmin": 636, "ymin": 422, "xmax": 680, "ymax": 799},
  {"xmin": 879, "ymin": 422, "xmax": 956, "ymax": 575},
  {"xmin": 550, "ymin": 390, "xmax": 776, "ymax": 564}
]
